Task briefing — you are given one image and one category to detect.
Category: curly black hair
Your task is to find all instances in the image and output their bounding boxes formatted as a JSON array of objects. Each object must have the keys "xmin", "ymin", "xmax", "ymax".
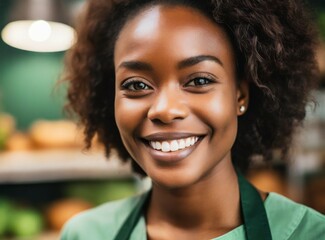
[{"xmin": 63, "ymin": 0, "xmax": 319, "ymax": 175}]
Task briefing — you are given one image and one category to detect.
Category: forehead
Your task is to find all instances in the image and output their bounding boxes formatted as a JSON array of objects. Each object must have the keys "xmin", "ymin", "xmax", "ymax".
[{"xmin": 114, "ymin": 5, "xmax": 235, "ymax": 71}]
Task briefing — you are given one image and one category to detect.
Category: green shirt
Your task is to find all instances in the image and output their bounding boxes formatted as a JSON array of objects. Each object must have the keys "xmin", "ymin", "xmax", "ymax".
[{"xmin": 61, "ymin": 192, "xmax": 325, "ymax": 240}]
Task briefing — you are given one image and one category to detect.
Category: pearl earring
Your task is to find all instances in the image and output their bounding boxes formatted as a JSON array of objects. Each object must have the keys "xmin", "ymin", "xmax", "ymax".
[{"xmin": 239, "ymin": 105, "xmax": 246, "ymax": 113}]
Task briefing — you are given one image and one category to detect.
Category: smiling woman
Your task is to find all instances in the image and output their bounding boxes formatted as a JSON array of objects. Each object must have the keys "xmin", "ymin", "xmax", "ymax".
[{"xmin": 61, "ymin": 0, "xmax": 325, "ymax": 240}]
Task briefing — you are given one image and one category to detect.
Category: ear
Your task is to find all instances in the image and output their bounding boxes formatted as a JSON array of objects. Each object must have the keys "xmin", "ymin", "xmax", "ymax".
[{"xmin": 236, "ymin": 80, "xmax": 249, "ymax": 116}]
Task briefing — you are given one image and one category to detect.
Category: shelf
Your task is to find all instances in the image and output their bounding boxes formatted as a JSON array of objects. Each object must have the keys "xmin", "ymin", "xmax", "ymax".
[{"xmin": 0, "ymin": 149, "xmax": 132, "ymax": 184}]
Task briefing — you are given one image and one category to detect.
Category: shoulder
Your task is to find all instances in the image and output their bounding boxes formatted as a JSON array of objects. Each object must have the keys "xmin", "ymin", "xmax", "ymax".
[
  {"xmin": 265, "ymin": 192, "xmax": 325, "ymax": 240},
  {"xmin": 60, "ymin": 192, "xmax": 147, "ymax": 240}
]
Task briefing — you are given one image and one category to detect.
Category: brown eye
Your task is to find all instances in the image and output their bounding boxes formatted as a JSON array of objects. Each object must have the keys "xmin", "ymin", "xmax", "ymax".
[
  {"xmin": 186, "ymin": 77, "xmax": 212, "ymax": 86},
  {"xmin": 122, "ymin": 80, "xmax": 152, "ymax": 91}
]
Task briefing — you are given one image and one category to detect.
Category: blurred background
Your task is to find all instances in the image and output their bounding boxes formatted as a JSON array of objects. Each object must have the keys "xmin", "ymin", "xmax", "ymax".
[{"xmin": 0, "ymin": 0, "xmax": 324, "ymax": 239}]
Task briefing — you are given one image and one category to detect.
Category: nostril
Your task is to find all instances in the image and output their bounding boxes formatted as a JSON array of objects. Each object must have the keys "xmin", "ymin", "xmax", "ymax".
[
  {"xmin": 147, "ymin": 108, "xmax": 189, "ymax": 124},
  {"xmin": 150, "ymin": 119, "xmax": 165, "ymax": 124},
  {"xmin": 147, "ymin": 91, "xmax": 190, "ymax": 123}
]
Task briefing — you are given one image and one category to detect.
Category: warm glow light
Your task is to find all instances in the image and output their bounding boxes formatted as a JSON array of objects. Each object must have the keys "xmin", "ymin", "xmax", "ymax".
[
  {"xmin": 28, "ymin": 20, "xmax": 52, "ymax": 42},
  {"xmin": 1, "ymin": 20, "xmax": 76, "ymax": 52}
]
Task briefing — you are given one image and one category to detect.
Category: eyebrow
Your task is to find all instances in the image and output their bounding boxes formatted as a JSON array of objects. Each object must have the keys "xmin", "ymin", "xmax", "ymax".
[
  {"xmin": 178, "ymin": 55, "xmax": 223, "ymax": 69},
  {"xmin": 117, "ymin": 61, "xmax": 153, "ymax": 72},
  {"xmin": 117, "ymin": 55, "xmax": 223, "ymax": 72}
]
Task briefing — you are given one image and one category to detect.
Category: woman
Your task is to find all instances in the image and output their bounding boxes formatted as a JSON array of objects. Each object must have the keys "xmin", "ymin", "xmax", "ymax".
[{"xmin": 61, "ymin": 0, "xmax": 325, "ymax": 239}]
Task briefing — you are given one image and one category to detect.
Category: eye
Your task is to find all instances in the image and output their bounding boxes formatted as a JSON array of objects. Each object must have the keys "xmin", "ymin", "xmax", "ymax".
[
  {"xmin": 121, "ymin": 79, "xmax": 152, "ymax": 91},
  {"xmin": 183, "ymin": 73, "xmax": 217, "ymax": 93},
  {"xmin": 187, "ymin": 77, "xmax": 211, "ymax": 86},
  {"xmin": 185, "ymin": 76, "xmax": 214, "ymax": 87}
]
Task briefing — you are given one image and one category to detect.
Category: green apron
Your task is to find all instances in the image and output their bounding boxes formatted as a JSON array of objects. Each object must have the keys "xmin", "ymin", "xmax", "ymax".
[{"xmin": 114, "ymin": 171, "xmax": 272, "ymax": 240}]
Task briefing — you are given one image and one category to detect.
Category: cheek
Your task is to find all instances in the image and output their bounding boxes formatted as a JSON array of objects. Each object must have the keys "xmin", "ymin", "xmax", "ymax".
[
  {"xmin": 114, "ymin": 97, "xmax": 148, "ymax": 145},
  {"xmin": 196, "ymin": 92, "xmax": 239, "ymax": 164},
  {"xmin": 193, "ymin": 88, "xmax": 238, "ymax": 128},
  {"xmin": 115, "ymin": 99, "xmax": 137, "ymax": 135}
]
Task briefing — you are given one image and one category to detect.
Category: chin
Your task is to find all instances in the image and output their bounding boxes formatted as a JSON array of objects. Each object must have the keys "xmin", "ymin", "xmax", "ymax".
[{"xmin": 148, "ymin": 167, "xmax": 203, "ymax": 190}]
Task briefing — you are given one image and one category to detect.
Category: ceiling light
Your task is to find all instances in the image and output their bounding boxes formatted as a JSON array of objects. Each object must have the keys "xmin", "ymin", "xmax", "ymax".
[{"xmin": 1, "ymin": 0, "xmax": 76, "ymax": 52}]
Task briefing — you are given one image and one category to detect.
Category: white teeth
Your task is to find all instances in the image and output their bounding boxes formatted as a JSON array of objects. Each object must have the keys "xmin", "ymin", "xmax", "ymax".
[
  {"xmin": 178, "ymin": 139, "xmax": 186, "ymax": 149},
  {"xmin": 156, "ymin": 142, "xmax": 162, "ymax": 150},
  {"xmin": 185, "ymin": 138, "xmax": 191, "ymax": 147},
  {"xmin": 149, "ymin": 136, "xmax": 199, "ymax": 152},
  {"xmin": 161, "ymin": 141, "xmax": 170, "ymax": 152},
  {"xmin": 170, "ymin": 140, "xmax": 178, "ymax": 151}
]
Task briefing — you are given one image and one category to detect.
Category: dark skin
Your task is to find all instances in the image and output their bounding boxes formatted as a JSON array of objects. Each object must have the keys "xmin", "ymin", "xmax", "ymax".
[{"xmin": 114, "ymin": 5, "xmax": 265, "ymax": 239}]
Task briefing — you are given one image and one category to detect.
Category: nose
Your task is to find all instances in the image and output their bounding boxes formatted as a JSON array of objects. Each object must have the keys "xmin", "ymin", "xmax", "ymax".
[{"xmin": 147, "ymin": 88, "xmax": 189, "ymax": 124}]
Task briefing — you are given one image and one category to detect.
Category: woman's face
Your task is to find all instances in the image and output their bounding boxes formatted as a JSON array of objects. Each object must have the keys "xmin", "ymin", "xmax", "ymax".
[{"xmin": 114, "ymin": 5, "xmax": 248, "ymax": 189}]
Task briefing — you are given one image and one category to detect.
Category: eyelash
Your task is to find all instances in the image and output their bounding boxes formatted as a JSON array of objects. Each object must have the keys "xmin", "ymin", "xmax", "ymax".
[
  {"xmin": 185, "ymin": 76, "xmax": 214, "ymax": 87},
  {"xmin": 185, "ymin": 72, "xmax": 216, "ymax": 87},
  {"xmin": 121, "ymin": 79, "xmax": 152, "ymax": 91}
]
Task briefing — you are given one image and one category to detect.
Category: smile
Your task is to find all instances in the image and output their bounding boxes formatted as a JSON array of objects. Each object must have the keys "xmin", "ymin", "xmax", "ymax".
[
  {"xmin": 149, "ymin": 137, "xmax": 199, "ymax": 152},
  {"xmin": 141, "ymin": 133, "xmax": 204, "ymax": 163}
]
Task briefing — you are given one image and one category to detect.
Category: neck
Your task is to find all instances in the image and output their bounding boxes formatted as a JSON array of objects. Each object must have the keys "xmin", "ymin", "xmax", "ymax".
[{"xmin": 146, "ymin": 160, "xmax": 242, "ymax": 237}]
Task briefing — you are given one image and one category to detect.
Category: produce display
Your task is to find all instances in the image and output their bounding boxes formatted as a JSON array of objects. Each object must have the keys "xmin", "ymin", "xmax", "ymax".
[
  {"xmin": 64, "ymin": 180, "xmax": 137, "ymax": 205},
  {"xmin": 46, "ymin": 199, "xmax": 93, "ymax": 231},
  {"xmin": 0, "ymin": 113, "xmax": 137, "ymax": 238},
  {"xmin": 0, "ymin": 115, "xmax": 89, "ymax": 152},
  {"xmin": 0, "ymin": 198, "xmax": 44, "ymax": 238},
  {"xmin": 29, "ymin": 120, "xmax": 84, "ymax": 149},
  {"xmin": 0, "ymin": 180, "xmax": 137, "ymax": 239},
  {"xmin": 9, "ymin": 209, "xmax": 44, "ymax": 237}
]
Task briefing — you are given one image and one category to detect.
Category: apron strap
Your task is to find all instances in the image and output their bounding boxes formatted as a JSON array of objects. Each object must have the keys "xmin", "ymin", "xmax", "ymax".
[
  {"xmin": 114, "ymin": 172, "xmax": 272, "ymax": 240},
  {"xmin": 113, "ymin": 191, "xmax": 150, "ymax": 240},
  {"xmin": 237, "ymin": 171, "xmax": 272, "ymax": 240}
]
